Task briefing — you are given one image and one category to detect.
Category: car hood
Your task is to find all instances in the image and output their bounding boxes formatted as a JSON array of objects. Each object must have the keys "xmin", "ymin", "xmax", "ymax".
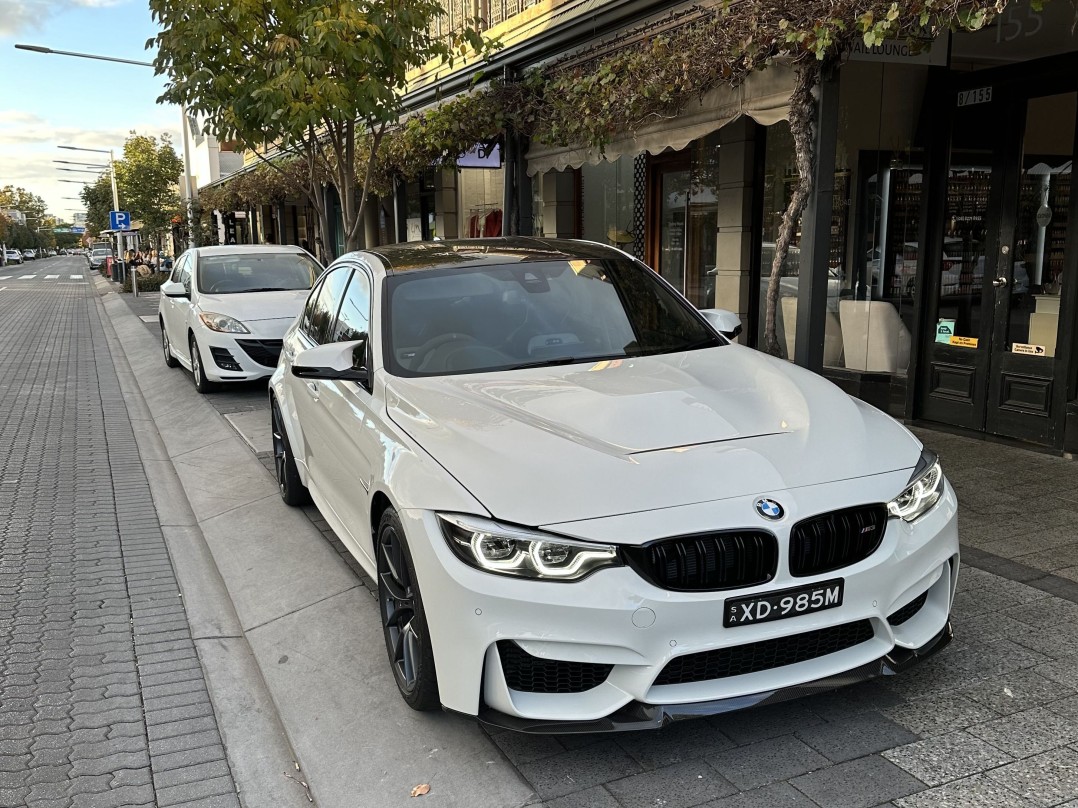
[
  {"xmin": 197, "ymin": 290, "xmax": 309, "ymax": 323},
  {"xmin": 386, "ymin": 346, "xmax": 922, "ymax": 526}
]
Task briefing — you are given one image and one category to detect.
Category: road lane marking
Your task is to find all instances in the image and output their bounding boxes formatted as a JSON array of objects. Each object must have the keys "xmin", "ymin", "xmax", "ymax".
[
  {"xmin": 70, "ymin": 274, "xmax": 82, "ymax": 279},
  {"xmin": 45, "ymin": 275, "xmax": 59, "ymax": 279},
  {"xmin": 19, "ymin": 275, "xmax": 35, "ymax": 279}
]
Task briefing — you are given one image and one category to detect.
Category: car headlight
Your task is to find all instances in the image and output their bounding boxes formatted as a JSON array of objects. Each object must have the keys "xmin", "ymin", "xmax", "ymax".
[
  {"xmin": 888, "ymin": 450, "xmax": 945, "ymax": 522},
  {"xmin": 198, "ymin": 312, "xmax": 250, "ymax": 333},
  {"xmin": 438, "ymin": 513, "xmax": 621, "ymax": 581}
]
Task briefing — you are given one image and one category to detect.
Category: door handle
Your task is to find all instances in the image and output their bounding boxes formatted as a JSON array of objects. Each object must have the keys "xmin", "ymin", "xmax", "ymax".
[{"xmin": 992, "ymin": 277, "xmax": 1008, "ymax": 288}]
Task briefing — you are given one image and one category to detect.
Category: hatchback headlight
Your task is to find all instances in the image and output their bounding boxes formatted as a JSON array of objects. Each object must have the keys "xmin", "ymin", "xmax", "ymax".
[
  {"xmin": 439, "ymin": 513, "xmax": 621, "ymax": 581},
  {"xmin": 888, "ymin": 450, "xmax": 945, "ymax": 522},
  {"xmin": 199, "ymin": 312, "xmax": 250, "ymax": 333}
]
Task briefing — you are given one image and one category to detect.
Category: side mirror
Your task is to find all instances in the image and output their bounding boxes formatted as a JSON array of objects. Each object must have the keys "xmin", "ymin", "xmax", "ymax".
[
  {"xmin": 291, "ymin": 338, "xmax": 369, "ymax": 386},
  {"xmin": 699, "ymin": 308, "xmax": 743, "ymax": 340},
  {"xmin": 160, "ymin": 280, "xmax": 189, "ymax": 298}
]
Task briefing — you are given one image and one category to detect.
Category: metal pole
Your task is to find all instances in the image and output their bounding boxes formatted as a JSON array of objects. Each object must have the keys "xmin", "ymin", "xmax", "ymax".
[
  {"xmin": 181, "ymin": 105, "xmax": 197, "ymax": 250},
  {"xmin": 108, "ymin": 149, "xmax": 135, "ymax": 297}
]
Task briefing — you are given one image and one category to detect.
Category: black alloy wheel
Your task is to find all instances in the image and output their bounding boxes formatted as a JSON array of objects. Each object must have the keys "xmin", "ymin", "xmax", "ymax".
[
  {"xmin": 377, "ymin": 509, "xmax": 439, "ymax": 711},
  {"xmin": 189, "ymin": 334, "xmax": 217, "ymax": 394},
  {"xmin": 161, "ymin": 321, "xmax": 178, "ymax": 368},
  {"xmin": 271, "ymin": 399, "xmax": 310, "ymax": 506}
]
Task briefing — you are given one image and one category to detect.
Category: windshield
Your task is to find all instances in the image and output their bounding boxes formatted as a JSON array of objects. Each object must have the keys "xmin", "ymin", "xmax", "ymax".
[
  {"xmin": 384, "ymin": 259, "xmax": 721, "ymax": 377},
  {"xmin": 197, "ymin": 252, "xmax": 320, "ymax": 294}
]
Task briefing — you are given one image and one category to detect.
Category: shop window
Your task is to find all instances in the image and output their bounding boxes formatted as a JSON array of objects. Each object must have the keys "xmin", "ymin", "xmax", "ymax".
[
  {"xmin": 826, "ymin": 61, "xmax": 928, "ymax": 375},
  {"xmin": 581, "ymin": 159, "xmax": 635, "ymax": 250},
  {"xmin": 460, "ymin": 167, "xmax": 504, "ymax": 237},
  {"xmin": 757, "ymin": 121, "xmax": 801, "ymax": 359},
  {"xmin": 404, "ymin": 172, "xmax": 437, "ymax": 242}
]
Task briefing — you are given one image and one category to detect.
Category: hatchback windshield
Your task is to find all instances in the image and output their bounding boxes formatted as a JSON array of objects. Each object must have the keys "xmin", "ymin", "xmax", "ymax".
[
  {"xmin": 197, "ymin": 252, "xmax": 320, "ymax": 294},
  {"xmin": 385, "ymin": 259, "xmax": 721, "ymax": 376}
]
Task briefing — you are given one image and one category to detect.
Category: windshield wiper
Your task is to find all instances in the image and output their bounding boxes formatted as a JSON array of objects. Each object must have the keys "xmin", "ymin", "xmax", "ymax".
[
  {"xmin": 239, "ymin": 287, "xmax": 292, "ymax": 293},
  {"xmin": 509, "ymin": 356, "xmax": 586, "ymax": 370}
]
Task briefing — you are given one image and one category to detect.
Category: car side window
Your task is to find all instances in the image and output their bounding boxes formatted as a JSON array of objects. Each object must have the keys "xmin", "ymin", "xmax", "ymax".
[
  {"xmin": 170, "ymin": 255, "xmax": 186, "ymax": 283},
  {"xmin": 330, "ymin": 268, "xmax": 371, "ymax": 343},
  {"xmin": 179, "ymin": 257, "xmax": 193, "ymax": 295},
  {"xmin": 301, "ymin": 267, "xmax": 350, "ymax": 345}
]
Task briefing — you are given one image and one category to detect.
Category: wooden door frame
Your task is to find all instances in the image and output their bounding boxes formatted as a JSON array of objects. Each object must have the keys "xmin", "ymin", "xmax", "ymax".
[{"xmin": 645, "ymin": 151, "xmax": 691, "ymax": 277}]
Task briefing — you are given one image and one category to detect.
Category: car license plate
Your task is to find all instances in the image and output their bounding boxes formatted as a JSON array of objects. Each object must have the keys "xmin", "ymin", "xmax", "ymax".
[{"xmin": 723, "ymin": 579, "xmax": 844, "ymax": 627}]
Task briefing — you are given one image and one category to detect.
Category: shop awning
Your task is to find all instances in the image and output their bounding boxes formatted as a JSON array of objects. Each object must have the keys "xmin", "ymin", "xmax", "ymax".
[{"xmin": 525, "ymin": 59, "xmax": 795, "ymax": 176}]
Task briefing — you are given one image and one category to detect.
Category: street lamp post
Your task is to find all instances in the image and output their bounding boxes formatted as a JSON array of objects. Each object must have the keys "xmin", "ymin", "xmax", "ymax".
[
  {"xmin": 59, "ymin": 145, "xmax": 130, "ymax": 294},
  {"xmin": 16, "ymin": 43, "xmax": 199, "ymax": 253}
]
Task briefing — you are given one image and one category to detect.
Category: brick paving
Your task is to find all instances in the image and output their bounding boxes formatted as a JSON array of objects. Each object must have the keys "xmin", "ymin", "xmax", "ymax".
[
  {"xmin": 119, "ymin": 283, "xmax": 1078, "ymax": 807},
  {"xmin": 0, "ymin": 269, "xmax": 240, "ymax": 808}
]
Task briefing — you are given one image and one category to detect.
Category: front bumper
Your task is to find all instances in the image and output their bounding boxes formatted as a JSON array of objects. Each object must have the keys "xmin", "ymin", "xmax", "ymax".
[
  {"xmin": 475, "ymin": 621, "xmax": 952, "ymax": 733},
  {"xmin": 401, "ymin": 472, "xmax": 960, "ymax": 729},
  {"xmin": 199, "ymin": 320, "xmax": 293, "ymax": 382}
]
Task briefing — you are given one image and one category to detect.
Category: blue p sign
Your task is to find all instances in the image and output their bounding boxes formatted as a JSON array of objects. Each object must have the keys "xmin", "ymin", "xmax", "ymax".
[{"xmin": 109, "ymin": 210, "xmax": 131, "ymax": 231}]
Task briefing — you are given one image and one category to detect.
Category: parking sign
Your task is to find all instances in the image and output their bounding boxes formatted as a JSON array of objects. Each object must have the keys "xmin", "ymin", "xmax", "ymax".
[{"xmin": 109, "ymin": 211, "xmax": 131, "ymax": 231}]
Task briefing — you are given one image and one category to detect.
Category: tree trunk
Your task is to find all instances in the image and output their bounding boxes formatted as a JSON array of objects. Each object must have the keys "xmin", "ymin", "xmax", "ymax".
[{"xmin": 763, "ymin": 59, "xmax": 820, "ymax": 358}]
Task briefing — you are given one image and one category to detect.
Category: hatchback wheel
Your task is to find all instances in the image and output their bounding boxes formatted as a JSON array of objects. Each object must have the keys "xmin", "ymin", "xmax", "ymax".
[
  {"xmin": 271, "ymin": 399, "xmax": 310, "ymax": 506},
  {"xmin": 377, "ymin": 509, "xmax": 439, "ymax": 711},
  {"xmin": 161, "ymin": 322, "xmax": 178, "ymax": 368},
  {"xmin": 189, "ymin": 334, "xmax": 217, "ymax": 394}
]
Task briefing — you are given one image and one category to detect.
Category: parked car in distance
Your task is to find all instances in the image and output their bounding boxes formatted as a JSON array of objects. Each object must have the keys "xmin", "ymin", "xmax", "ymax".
[
  {"xmin": 158, "ymin": 245, "xmax": 322, "ymax": 393},
  {"xmin": 87, "ymin": 248, "xmax": 111, "ymax": 270},
  {"xmin": 4, "ymin": 249, "xmax": 23, "ymax": 266},
  {"xmin": 22, "ymin": 249, "xmax": 36, "ymax": 261},
  {"xmin": 269, "ymin": 237, "xmax": 959, "ymax": 731}
]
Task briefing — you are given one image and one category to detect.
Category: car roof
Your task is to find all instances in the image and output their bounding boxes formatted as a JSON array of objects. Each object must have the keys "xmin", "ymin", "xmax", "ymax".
[
  {"xmin": 364, "ymin": 237, "xmax": 631, "ymax": 274},
  {"xmin": 193, "ymin": 244, "xmax": 308, "ymax": 257}
]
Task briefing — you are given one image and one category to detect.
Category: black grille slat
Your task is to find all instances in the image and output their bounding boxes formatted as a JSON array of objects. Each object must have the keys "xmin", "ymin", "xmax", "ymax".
[
  {"xmin": 654, "ymin": 620, "xmax": 875, "ymax": 686},
  {"xmin": 624, "ymin": 531, "xmax": 777, "ymax": 592},
  {"xmin": 235, "ymin": 339, "xmax": 284, "ymax": 368},
  {"xmin": 209, "ymin": 346, "xmax": 241, "ymax": 371},
  {"xmin": 790, "ymin": 504, "xmax": 888, "ymax": 577},
  {"xmin": 887, "ymin": 591, "xmax": 928, "ymax": 626},
  {"xmin": 498, "ymin": 641, "xmax": 612, "ymax": 694}
]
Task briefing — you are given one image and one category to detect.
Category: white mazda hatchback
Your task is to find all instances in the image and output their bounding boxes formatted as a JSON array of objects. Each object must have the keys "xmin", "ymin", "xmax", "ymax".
[
  {"xmin": 270, "ymin": 238, "xmax": 958, "ymax": 731},
  {"xmin": 159, "ymin": 245, "xmax": 321, "ymax": 392}
]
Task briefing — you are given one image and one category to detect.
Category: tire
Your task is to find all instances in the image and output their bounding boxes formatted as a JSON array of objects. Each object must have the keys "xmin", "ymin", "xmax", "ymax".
[
  {"xmin": 161, "ymin": 321, "xmax": 179, "ymax": 368},
  {"xmin": 189, "ymin": 334, "xmax": 218, "ymax": 394},
  {"xmin": 377, "ymin": 509, "xmax": 440, "ymax": 711},
  {"xmin": 271, "ymin": 398, "xmax": 310, "ymax": 506}
]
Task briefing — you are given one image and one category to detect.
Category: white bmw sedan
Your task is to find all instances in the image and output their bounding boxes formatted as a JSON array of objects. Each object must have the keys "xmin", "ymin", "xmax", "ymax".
[
  {"xmin": 271, "ymin": 238, "xmax": 958, "ymax": 731},
  {"xmin": 159, "ymin": 245, "xmax": 321, "ymax": 392}
]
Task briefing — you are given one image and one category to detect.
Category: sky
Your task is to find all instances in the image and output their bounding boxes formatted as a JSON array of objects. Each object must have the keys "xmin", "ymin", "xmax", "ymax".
[{"xmin": 0, "ymin": 0, "xmax": 180, "ymax": 222}]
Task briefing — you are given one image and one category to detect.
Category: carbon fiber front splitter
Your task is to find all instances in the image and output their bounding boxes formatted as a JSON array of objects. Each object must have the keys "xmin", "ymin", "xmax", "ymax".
[{"xmin": 474, "ymin": 621, "xmax": 953, "ymax": 734}]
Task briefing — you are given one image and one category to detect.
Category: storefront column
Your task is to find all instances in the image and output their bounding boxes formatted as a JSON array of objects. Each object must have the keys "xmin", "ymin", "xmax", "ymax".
[
  {"xmin": 713, "ymin": 118, "xmax": 757, "ymax": 337},
  {"xmin": 794, "ymin": 67, "xmax": 841, "ymax": 371},
  {"xmin": 363, "ymin": 200, "xmax": 378, "ymax": 248},
  {"xmin": 541, "ymin": 171, "xmax": 576, "ymax": 238},
  {"xmin": 436, "ymin": 169, "xmax": 459, "ymax": 239}
]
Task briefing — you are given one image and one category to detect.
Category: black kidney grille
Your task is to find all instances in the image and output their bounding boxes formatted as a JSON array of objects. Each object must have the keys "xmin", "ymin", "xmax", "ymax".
[
  {"xmin": 654, "ymin": 620, "xmax": 875, "ymax": 686},
  {"xmin": 624, "ymin": 531, "xmax": 777, "ymax": 591},
  {"xmin": 236, "ymin": 339, "xmax": 284, "ymax": 368},
  {"xmin": 887, "ymin": 591, "xmax": 928, "ymax": 626},
  {"xmin": 789, "ymin": 504, "xmax": 889, "ymax": 577},
  {"xmin": 498, "ymin": 641, "xmax": 613, "ymax": 694}
]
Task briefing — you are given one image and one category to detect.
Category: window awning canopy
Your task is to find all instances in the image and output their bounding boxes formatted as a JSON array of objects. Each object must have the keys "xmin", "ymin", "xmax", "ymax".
[{"xmin": 525, "ymin": 59, "xmax": 794, "ymax": 176}]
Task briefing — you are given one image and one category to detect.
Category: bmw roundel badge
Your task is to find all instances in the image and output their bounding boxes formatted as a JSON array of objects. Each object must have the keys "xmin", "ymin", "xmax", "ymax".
[{"xmin": 755, "ymin": 498, "xmax": 784, "ymax": 520}]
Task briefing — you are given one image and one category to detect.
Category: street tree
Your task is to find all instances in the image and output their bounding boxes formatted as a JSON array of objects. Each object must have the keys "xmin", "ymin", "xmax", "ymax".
[
  {"xmin": 113, "ymin": 133, "xmax": 184, "ymax": 249},
  {"xmin": 80, "ymin": 176, "xmax": 114, "ymax": 237},
  {"xmin": 148, "ymin": 0, "xmax": 496, "ymax": 260}
]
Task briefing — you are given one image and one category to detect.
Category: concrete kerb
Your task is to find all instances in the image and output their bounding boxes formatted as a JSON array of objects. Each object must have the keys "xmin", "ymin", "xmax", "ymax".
[
  {"xmin": 95, "ymin": 277, "xmax": 539, "ymax": 808},
  {"xmin": 91, "ymin": 276, "xmax": 313, "ymax": 808}
]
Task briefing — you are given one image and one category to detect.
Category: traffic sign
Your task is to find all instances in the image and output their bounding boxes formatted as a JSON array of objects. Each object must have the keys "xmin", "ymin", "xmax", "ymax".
[
  {"xmin": 71, "ymin": 226, "xmax": 85, "ymax": 234},
  {"xmin": 109, "ymin": 211, "xmax": 131, "ymax": 230}
]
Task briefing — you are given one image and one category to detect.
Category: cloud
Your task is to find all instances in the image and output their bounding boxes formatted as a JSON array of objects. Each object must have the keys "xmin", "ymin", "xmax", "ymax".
[{"xmin": 0, "ymin": 0, "xmax": 126, "ymax": 37}]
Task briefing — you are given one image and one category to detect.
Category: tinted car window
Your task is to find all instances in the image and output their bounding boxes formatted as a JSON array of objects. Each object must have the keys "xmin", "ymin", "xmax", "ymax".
[
  {"xmin": 301, "ymin": 267, "xmax": 350, "ymax": 345},
  {"xmin": 196, "ymin": 252, "xmax": 320, "ymax": 294},
  {"xmin": 331, "ymin": 269, "xmax": 371, "ymax": 343},
  {"xmin": 384, "ymin": 258, "xmax": 720, "ymax": 376}
]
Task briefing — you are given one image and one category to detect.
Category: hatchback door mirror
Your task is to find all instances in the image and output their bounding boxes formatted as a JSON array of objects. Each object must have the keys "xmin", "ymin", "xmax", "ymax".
[
  {"xmin": 160, "ymin": 280, "xmax": 189, "ymax": 299},
  {"xmin": 291, "ymin": 338, "xmax": 369, "ymax": 386},
  {"xmin": 699, "ymin": 308, "xmax": 743, "ymax": 340}
]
